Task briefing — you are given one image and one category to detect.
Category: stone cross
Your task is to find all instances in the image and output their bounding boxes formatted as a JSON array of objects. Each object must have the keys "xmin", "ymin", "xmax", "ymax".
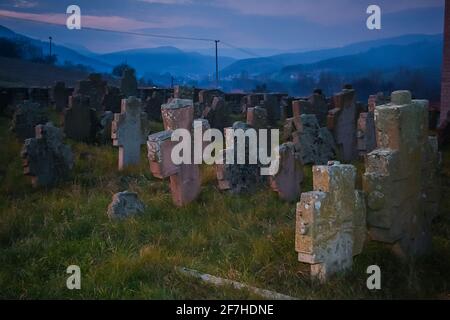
[
  {"xmin": 112, "ymin": 96, "xmax": 149, "ymax": 170},
  {"xmin": 147, "ymin": 99, "xmax": 202, "ymax": 206},
  {"xmin": 363, "ymin": 90, "xmax": 439, "ymax": 258},
  {"xmin": 295, "ymin": 161, "xmax": 366, "ymax": 281},
  {"xmin": 21, "ymin": 122, "xmax": 74, "ymax": 187}
]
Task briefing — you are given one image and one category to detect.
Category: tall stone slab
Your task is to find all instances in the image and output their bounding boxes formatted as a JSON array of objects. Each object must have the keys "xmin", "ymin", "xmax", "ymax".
[
  {"xmin": 120, "ymin": 69, "xmax": 138, "ymax": 97},
  {"xmin": 363, "ymin": 90, "xmax": 436, "ymax": 258},
  {"xmin": 295, "ymin": 162, "xmax": 366, "ymax": 281},
  {"xmin": 21, "ymin": 122, "xmax": 74, "ymax": 188},
  {"xmin": 112, "ymin": 97, "xmax": 150, "ymax": 170},
  {"xmin": 328, "ymin": 88, "xmax": 358, "ymax": 162},
  {"xmin": 52, "ymin": 81, "xmax": 69, "ymax": 111},
  {"xmin": 270, "ymin": 142, "xmax": 303, "ymax": 202},
  {"xmin": 64, "ymin": 95, "xmax": 98, "ymax": 142}
]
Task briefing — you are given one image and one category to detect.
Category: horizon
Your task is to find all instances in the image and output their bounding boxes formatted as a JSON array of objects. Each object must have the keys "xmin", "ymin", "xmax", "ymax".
[{"xmin": 0, "ymin": 0, "xmax": 445, "ymax": 58}]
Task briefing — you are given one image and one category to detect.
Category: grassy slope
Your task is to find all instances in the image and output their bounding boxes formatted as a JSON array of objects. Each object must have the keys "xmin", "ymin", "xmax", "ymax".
[{"xmin": 0, "ymin": 113, "xmax": 449, "ymax": 299}]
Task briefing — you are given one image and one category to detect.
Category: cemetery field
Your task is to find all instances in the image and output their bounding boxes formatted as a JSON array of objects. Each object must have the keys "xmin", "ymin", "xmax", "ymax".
[{"xmin": 1, "ymin": 115, "xmax": 450, "ymax": 300}]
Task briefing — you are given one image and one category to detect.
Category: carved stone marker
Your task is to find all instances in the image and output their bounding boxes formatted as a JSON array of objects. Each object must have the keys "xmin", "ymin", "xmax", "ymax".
[
  {"xmin": 363, "ymin": 90, "xmax": 438, "ymax": 258},
  {"xmin": 120, "ymin": 69, "xmax": 138, "ymax": 97},
  {"xmin": 270, "ymin": 142, "xmax": 303, "ymax": 202},
  {"xmin": 11, "ymin": 100, "xmax": 48, "ymax": 141},
  {"xmin": 112, "ymin": 97, "xmax": 150, "ymax": 170},
  {"xmin": 295, "ymin": 162, "xmax": 366, "ymax": 281},
  {"xmin": 161, "ymin": 98, "xmax": 194, "ymax": 131},
  {"xmin": 64, "ymin": 95, "xmax": 98, "ymax": 142},
  {"xmin": 21, "ymin": 122, "xmax": 74, "ymax": 187}
]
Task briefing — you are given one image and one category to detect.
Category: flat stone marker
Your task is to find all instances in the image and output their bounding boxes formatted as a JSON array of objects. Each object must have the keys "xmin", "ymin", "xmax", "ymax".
[
  {"xmin": 296, "ymin": 162, "xmax": 366, "ymax": 281},
  {"xmin": 21, "ymin": 122, "xmax": 74, "ymax": 187},
  {"xmin": 161, "ymin": 98, "xmax": 194, "ymax": 130},
  {"xmin": 112, "ymin": 97, "xmax": 150, "ymax": 170}
]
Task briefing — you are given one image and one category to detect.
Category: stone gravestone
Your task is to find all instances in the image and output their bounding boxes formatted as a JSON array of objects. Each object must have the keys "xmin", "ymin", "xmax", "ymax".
[
  {"xmin": 112, "ymin": 97, "xmax": 150, "ymax": 170},
  {"xmin": 97, "ymin": 111, "xmax": 114, "ymax": 144},
  {"xmin": 102, "ymin": 86, "xmax": 123, "ymax": 114},
  {"xmin": 107, "ymin": 191, "xmax": 145, "ymax": 220},
  {"xmin": 202, "ymin": 96, "xmax": 230, "ymax": 131},
  {"xmin": 147, "ymin": 112, "xmax": 203, "ymax": 206},
  {"xmin": 144, "ymin": 91, "xmax": 165, "ymax": 121},
  {"xmin": 295, "ymin": 161, "xmax": 366, "ymax": 281},
  {"xmin": 64, "ymin": 95, "xmax": 99, "ymax": 142},
  {"xmin": 286, "ymin": 114, "xmax": 337, "ymax": 165},
  {"xmin": 120, "ymin": 69, "xmax": 138, "ymax": 97},
  {"xmin": 216, "ymin": 122, "xmax": 265, "ymax": 194},
  {"xmin": 74, "ymin": 73, "xmax": 107, "ymax": 111},
  {"xmin": 261, "ymin": 94, "xmax": 279, "ymax": 126},
  {"xmin": 52, "ymin": 81, "xmax": 69, "ymax": 112},
  {"xmin": 21, "ymin": 122, "xmax": 74, "ymax": 187},
  {"xmin": 247, "ymin": 106, "xmax": 268, "ymax": 129},
  {"xmin": 11, "ymin": 100, "xmax": 48, "ymax": 141},
  {"xmin": 363, "ymin": 90, "xmax": 439, "ymax": 258},
  {"xmin": 269, "ymin": 142, "xmax": 303, "ymax": 202},
  {"xmin": 161, "ymin": 98, "xmax": 194, "ymax": 130},
  {"xmin": 327, "ymin": 87, "xmax": 358, "ymax": 162},
  {"xmin": 174, "ymin": 85, "xmax": 196, "ymax": 101}
]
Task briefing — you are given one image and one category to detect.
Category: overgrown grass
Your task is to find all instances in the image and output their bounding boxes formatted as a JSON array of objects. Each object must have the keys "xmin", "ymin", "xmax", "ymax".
[{"xmin": 0, "ymin": 115, "xmax": 449, "ymax": 299}]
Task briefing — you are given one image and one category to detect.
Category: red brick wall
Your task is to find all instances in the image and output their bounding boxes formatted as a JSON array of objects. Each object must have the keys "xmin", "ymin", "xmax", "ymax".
[{"xmin": 440, "ymin": 0, "xmax": 450, "ymax": 124}]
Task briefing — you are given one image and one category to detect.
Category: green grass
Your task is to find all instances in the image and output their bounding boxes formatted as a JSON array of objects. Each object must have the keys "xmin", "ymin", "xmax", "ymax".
[{"xmin": 0, "ymin": 115, "xmax": 449, "ymax": 299}]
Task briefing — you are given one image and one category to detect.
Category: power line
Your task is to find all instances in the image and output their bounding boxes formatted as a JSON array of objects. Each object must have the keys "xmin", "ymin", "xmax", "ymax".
[{"xmin": 0, "ymin": 13, "xmax": 217, "ymax": 42}]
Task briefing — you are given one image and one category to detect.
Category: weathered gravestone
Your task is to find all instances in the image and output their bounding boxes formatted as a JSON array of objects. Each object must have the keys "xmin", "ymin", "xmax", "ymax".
[
  {"xmin": 261, "ymin": 94, "xmax": 280, "ymax": 126},
  {"xmin": 247, "ymin": 106, "xmax": 268, "ymax": 129},
  {"xmin": 356, "ymin": 110, "xmax": 376, "ymax": 156},
  {"xmin": 327, "ymin": 87, "xmax": 358, "ymax": 162},
  {"xmin": 295, "ymin": 161, "xmax": 366, "ymax": 281},
  {"xmin": 112, "ymin": 97, "xmax": 150, "ymax": 170},
  {"xmin": 97, "ymin": 111, "xmax": 114, "ymax": 144},
  {"xmin": 147, "ymin": 116, "xmax": 203, "ymax": 206},
  {"xmin": 202, "ymin": 96, "xmax": 230, "ymax": 131},
  {"xmin": 102, "ymin": 86, "xmax": 123, "ymax": 114},
  {"xmin": 21, "ymin": 122, "xmax": 74, "ymax": 187},
  {"xmin": 174, "ymin": 85, "xmax": 196, "ymax": 101},
  {"xmin": 269, "ymin": 142, "xmax": 303, "ymax": 202},
  {"xmin": 29, "ymin": 87, "xmax": 50, "ymax": 108},
  {"xmin": 64, "ymin": 95, "xmax": 99, "ymax": 142},
  {"xmin": 74, "ymin": 73, "xmax": 107, "ymax": 111},
  {"xmin": 363, "ymin": 90, "xmax": 439, "ymax": 258},
  {"xmin": 292, "ymin": 91, "xmax": 328, "ymax": 127},
  {"xmin": 120, "ymin": 69, "xmax": 138, "ymax": 97},
  {"xmin": 144, "ymin": 90, "xmax": 165, "ymax": 121},
  {"xmin": 286, "ymin": 114, "xmax": 337, "ymax": 165},
  {"xmin": 161, "ymin": 98, "xmax": 194, "ymax": 131},
  {"xmin": 216, "ymin": 122, "xmax": 265, "ymax": 194},
  {"xmin": 11, "ymin": 100, "xmax": 48, "ymax": 141},
  {"xmin": 107, "ymin": 191, "xmax": 145, "ymax": 220},
  {"xmin": 52, "ymin": 81, "xmax": 69, "ymax": 111}
]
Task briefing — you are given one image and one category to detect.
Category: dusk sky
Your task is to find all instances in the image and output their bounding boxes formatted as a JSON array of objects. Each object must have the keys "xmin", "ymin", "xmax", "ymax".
[{"xmin": 0, "ymin": 0, "xmax": 446, "ymax": 57}]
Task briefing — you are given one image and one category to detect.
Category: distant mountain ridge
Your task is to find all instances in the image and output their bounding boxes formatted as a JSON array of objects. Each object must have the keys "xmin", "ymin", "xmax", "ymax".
[{"xmin": 221, "ymin": 34, "xmax": 443, "ymax": 77}]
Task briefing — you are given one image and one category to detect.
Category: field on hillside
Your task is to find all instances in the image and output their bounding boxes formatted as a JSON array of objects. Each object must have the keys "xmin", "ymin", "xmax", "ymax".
[{"xmin": 0, "ymin": 112, "xmax": 449, "ymax": 299}]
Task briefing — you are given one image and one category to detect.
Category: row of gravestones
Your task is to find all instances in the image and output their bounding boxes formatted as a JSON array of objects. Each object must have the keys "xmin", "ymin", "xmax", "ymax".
[{"xmin": 17, "ymin": 89, "xmax": 441, "ymax": 282}]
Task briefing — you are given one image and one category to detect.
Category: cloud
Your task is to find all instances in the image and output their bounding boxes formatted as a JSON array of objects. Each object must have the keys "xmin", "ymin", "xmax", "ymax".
[{"xmin": 0, "ymin": 9, "xmax": 198, "ymax": 30}]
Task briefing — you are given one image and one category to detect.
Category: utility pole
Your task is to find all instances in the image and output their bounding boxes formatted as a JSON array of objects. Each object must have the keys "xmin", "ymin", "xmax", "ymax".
[
  {"xmin": 49, "ymin": 36, "xmax": 52, "ymax": 58},
  {"xmin": 215, "ymin": 40, "xmax": 220, "ymax": 88}
]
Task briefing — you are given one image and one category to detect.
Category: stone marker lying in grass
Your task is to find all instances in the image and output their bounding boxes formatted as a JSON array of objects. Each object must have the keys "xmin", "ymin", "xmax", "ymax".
[
  {"xmin": 363, "ymin": 90, "xmax": 440, "ymax": 258},
  {"xmin": 112, "ymin": 97, "xmax": 150, "ymax": 170},
  {"xmin": 295, "ymin": 161, "xmax": 366, "ymax": 281},
  {"xmin": 21, "ymin": 122, "xmax": 74, "ymax": 188},
  {"xmin": 107, "ymin": 191, "xmax": 145, "ymax": 220}
]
